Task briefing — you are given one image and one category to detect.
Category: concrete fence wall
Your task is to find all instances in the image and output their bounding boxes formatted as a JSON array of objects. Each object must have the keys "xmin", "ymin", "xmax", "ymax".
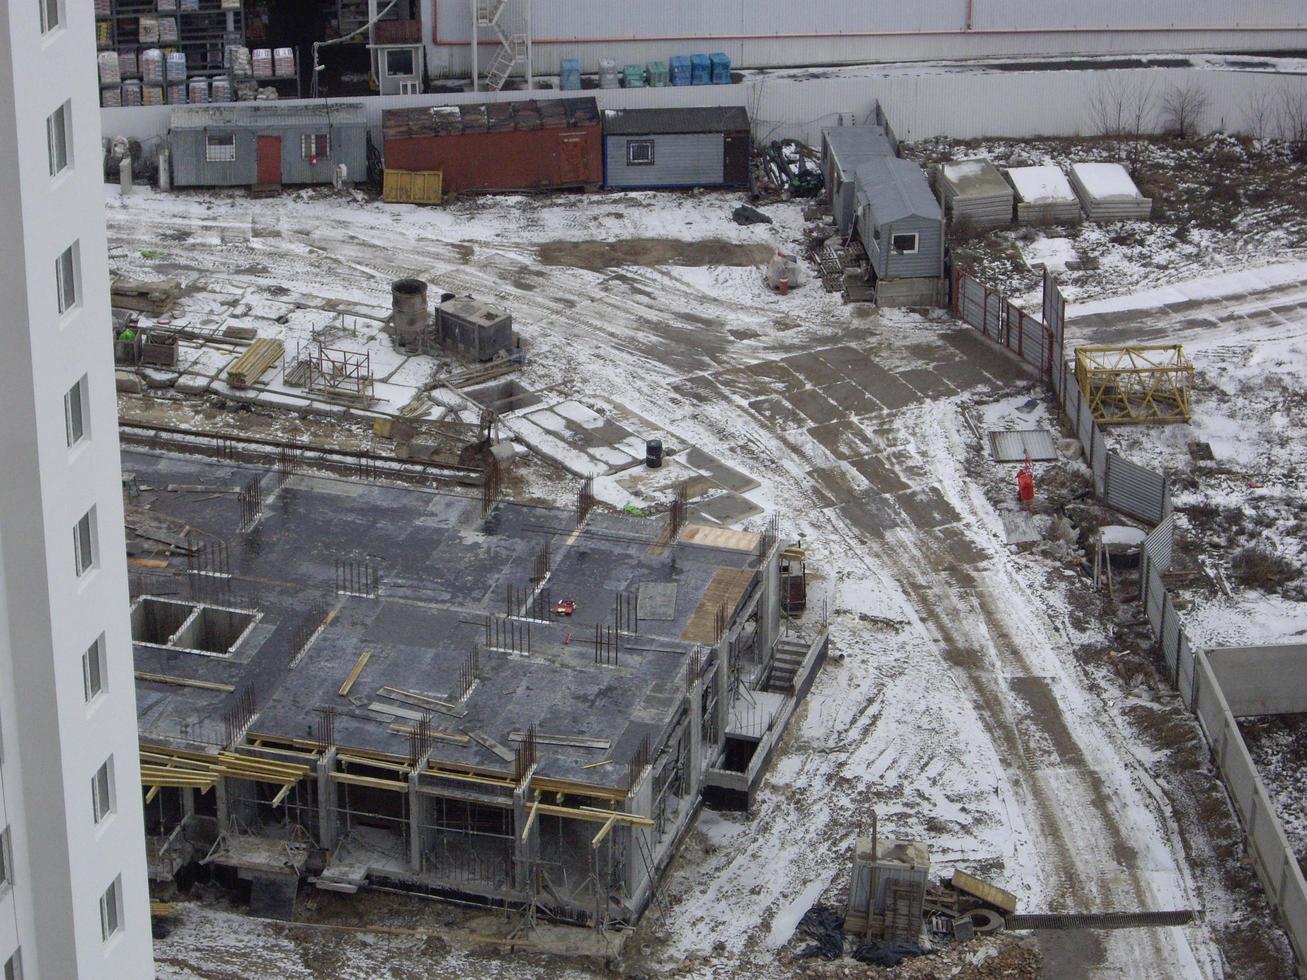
[
  {"xmin": 1193, "ymin": 649, "xmax": 1307, "ymax": 969},
  {"xmin": 101, "ymin": 67, "xmax": 1307, "ymax": 151},
  {"xmin": 1206, "ymin": 645, "xmax": 1307, "ymax": 717}
]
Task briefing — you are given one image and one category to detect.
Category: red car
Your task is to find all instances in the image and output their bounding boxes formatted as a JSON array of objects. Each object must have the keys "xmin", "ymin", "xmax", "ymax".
[{"xmin": 555, "ymin": 599, "xmax": 576, "ymax": 616}]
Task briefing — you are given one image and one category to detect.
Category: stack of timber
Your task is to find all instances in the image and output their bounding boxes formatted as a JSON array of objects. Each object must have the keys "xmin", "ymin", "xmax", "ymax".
[
  {"xmin": 937, "ymin": 159, "xmax": 1013, "ymax": 229},
  {"xmin": 111, "ymin": 276, "xmax": 181, "ymax": 315},
  {"xmin": 225, "ymin": 337, "xmax": 284, "ymax": 388},
  {"xmin": 1068, "ymin": 163, "xmax": 1152, "ymax": 221},
  {"xmin": 1006, "ymin": 165, "xmax": 1083, "ymax": 224}
]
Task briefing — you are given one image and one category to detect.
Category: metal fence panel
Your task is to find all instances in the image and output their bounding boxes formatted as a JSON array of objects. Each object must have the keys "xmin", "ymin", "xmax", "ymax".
[
  {"xmin": 1175, "ymin": 626, "xmax": 1195, "ymax": 704},
  {"xmin": 1145, "ymin": 564, "xmax": 1165, "ymax": 635},
  {"xmin": 1019, "ymin": 312, "xmax": 1047, "ymax": 377},
  {"xmin": 959, "ymin": 277, "xmax": 989, "ymax": 333},
  {"xmin": 1104, "ymin": 451, "xmax": 1168, "ymax": 525},
  {"xmin": 1143, "ymin": 514, "xmax": 1175, "ymax": 574}
]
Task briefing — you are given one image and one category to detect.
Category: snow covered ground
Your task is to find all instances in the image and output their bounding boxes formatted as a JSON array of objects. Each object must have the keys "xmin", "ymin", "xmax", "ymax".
[{"xmin": 113, "ymin": 185, "xmax": 1297, "ymax": 977}]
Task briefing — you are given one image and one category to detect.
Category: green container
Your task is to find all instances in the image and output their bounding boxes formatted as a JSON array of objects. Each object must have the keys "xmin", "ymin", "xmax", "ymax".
[
  {"xmin": 622, "ymin": 63, "xmax": 646, "ymax": 88},
  {"xmin": 646, "ymin": 60, "xmax": 669, "ymax": 87}
]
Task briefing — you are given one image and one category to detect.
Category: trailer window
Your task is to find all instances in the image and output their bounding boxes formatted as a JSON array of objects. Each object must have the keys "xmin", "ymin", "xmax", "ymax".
[
  {"xmin": 205, "ymin": 134, "xmax": 236, "ymax": 162},
  {"xmin": 891, "ymin": 233, "xmax": 919, "ymax": 255},
  {"xmin": 626, "ymin": 139, "xmax": 654, "ymax": 166},
  {"xmin": 301, "ymin": 133, "xmax": 330, "ymax": 161},
  {"xmin": 385, "ymin": 49, "xmax": 414, "ymax": 77}
]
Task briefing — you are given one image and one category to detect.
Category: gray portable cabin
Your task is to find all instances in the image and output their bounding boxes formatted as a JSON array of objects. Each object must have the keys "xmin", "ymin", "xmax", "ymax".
[
  {"xmin": 821, "ymin": 126, "xmax": 894, "ymax": 237},
  {"xmin": 853, "ymin": 156, "xmax": 944, "ymax": 301},
  {"xmin": 169, "ymin": 102, "xmax": 369, "ymax": 188},
  {"xmin": 602, "ymin": 106, "xmax": 751, "ymax": 190}
]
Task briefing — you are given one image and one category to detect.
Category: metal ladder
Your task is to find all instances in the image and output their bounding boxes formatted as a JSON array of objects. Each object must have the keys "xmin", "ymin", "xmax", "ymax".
[{"xmin": 483, "ymin": 30, "xmax": 526, "ymax": 91}]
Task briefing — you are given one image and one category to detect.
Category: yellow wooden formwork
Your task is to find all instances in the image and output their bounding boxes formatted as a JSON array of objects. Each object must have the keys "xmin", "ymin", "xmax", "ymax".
[
  {"xmin": 382, "ymin": 169, "xmax": 444, "ymax": 205},
  {"xmin": 1074, "ymin": 344, "xmax": 1194, "ymax": 425}
]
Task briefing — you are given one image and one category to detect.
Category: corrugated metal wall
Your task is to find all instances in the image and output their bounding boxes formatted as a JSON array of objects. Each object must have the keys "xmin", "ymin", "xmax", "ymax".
[
  {"xmin": 169, "ymin": 124, "xmax": 367, "ymax": 187},
  {"xmin": 428, "ymin": 0, "xmax": 1307, "ymax": 75},
  {"xmin": 104, "ymin": 68, "xmax": 1307, "ymax": 150},
  {"xmin": 603, "ymin": 132, "xmax": 724, "ymax": 188}
]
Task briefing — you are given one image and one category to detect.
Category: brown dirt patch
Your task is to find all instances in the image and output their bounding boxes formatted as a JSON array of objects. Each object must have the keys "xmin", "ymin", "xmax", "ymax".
[{"xmin": 537, "ymin": 238, "xmax": 773, "ymax": 271}]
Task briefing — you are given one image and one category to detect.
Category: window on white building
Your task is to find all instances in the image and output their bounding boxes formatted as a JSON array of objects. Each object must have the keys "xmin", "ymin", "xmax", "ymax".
[
  {"xmin": 3, "ymin": 949, "xmax": 22, "ymax": 980},
  {"xmin": 64, "ymin": 375, "xmax": 88, "ymax": 447},
  {"xmin": 83, "ymin": 634, "xmax": 106, "ymax": 702},
  {"xmin": 47, "ymin": 101, "xmax": 71, "ymax": 176},
  {"xmin": 74, "ymin": 508, "xmax": 96, "ymax": 577},
  {"xmin": 890, "ymin": 232, "xmax": 919, "ymax": 255},
  {"xmin": 300, "ymin": 133, "xmax": 330, "ymax": 161},
  {"xmin": 626, "ymin": 139, "xmax": 655, "ymax": 166},
  {"xmin": 55, "ymin": 242, "xmax": 77, "ymax": 314},
  {"xmin": 39, "ymin": 0, "xmax": 59, "ymax": 34},
  {"xmin": 92, "ymin": 757, "xmax": 115, "ymax": 824},
  {"xmin": 205, "ymin": 134, "xmax": 236, "ymax": 163},
  {"xmin": 99, "ymin": 876, "xmax": 122, "ymax": 942},
  {"xmin": 385, "ymin": 49, "xmax": 414, "ymax": 77},
  {"xmin": 0, "ymin": 825, "xmax": 12, "ymax": 890}
]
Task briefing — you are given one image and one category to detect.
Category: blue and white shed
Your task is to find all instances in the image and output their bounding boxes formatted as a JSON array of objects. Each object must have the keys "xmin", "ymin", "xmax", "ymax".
[{"xmin": 602, "ymin": 106, "xmax": 751, "ymax": 190}]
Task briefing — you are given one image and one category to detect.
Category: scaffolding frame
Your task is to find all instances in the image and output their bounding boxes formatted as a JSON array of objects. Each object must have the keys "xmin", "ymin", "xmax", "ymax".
[
  {"xmin": 1074, "ymin": 344, "xmax": 1194, "ymax": 425},
  {"xmin": 307, "ymin": 344, "xmax": 374, "ymax": 402}
]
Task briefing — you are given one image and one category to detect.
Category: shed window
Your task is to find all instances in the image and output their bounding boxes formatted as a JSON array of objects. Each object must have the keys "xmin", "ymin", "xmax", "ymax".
[
  {"xmin": 385, "ymin": 49, "xmax": 414, "ymax": 77},
  {"xmin": 890, "ymin": 233, "xmax": 919, "ymax": 255},
  {"xmin": 205, "ymin": 134, "xmax": 236, "ymax": 163},
  {"xmin": 626, "ymin": 139, "xmax": 654, "ymax": 166},
  {"xmin": 301, "ymin": 133, "xmax": 330, "ymax": 161}
]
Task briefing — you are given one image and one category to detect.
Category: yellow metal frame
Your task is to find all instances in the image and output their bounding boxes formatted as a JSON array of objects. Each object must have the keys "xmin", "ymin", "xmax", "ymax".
[
  {"xmin": 382, "ymin": 169, "xmax": 444, "ymax": 205},
  {"xmin": 1074, "ymin": 344, "xmax": 1194, "ymax": 425}
]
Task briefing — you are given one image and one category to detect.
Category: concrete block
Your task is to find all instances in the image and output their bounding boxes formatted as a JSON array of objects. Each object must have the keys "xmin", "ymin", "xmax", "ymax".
[{"xmin": 115, "ymin": 370, "xmax": 143, "ymax": 393}]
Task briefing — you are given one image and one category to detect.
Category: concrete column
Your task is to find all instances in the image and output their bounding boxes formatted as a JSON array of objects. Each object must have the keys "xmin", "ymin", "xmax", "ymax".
[
  {"xmin": 408, "ymin": 772, "xmax": 422, "ymax": 872},
  {"xmin": 715, "ymin": 640, "xmax": 730, "ymax": 752},
  {"xmin": 686, "ymin": 677, "xmax": 704, "ymax": 800},
  {"xmin": 624, "ymin": 769, "xmax": 655, "ymax": 915},
  {"xmin": 182, "ymin": 786, "xmax": 196, "ymax": 818},
  {"xmin": 317, "ymin": 748, "xmax": 337, "ymax": 851},
  {"xmin": 757, "ymin": 543, "xmax": 781, "ymax": 666},
  {"xmin": 216, "ymin": 777, "xmax": 231, "ymax": 830},
  {"xmin": 512, "ymin": 784, "xmax": 531, "ymax": 894}
]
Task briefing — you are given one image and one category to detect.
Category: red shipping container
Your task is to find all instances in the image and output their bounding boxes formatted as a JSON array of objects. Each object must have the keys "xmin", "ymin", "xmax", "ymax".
[{"xmin": 382, "ymin": 98, "xmax": 602, "ymax": 195}]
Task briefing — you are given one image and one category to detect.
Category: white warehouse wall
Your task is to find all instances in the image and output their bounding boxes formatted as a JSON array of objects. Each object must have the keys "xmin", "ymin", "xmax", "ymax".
[
  {"xmin": 423, "ymin": 0, "xmax": 1307, "ymax": 76},
  {"xmin": 0, "ymin": 2, "xmax": 153, "ymax": 978}
]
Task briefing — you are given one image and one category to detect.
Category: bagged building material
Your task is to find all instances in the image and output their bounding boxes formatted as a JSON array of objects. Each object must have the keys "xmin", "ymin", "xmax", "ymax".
[
  {"xmin": 98, "ymin": 51, "xmax": 121, "ymax": 86},
  {"xmin": 181, "ymin": 0, "xmax": 199, "ymax": 9},
  {"xmin": 669, "ymin": 55, "xmax": 690, "ymax": 86},
  {"xmin": 1068, "ymin": 162, "xmax": 1152, "ymax": 222},
  {"xmin": 710, "ymin": 52, "xmax": 731, "ymax": 84},
  {"xmin": 690, "ymin": 53, "xmax": 709, "ymax": 85},
  {"xmin": 101, "ymin": 86, "xmax": 123, "ymax": 108},
  {"xmin": 938, "ymin": 158, "xmax": 1013, "ymax": 229},
  {"xmin": 165, "ymin": 51, "xmax": 187, "ymax": 82},
  {"xmin": 140, "ymin": 48, "xmax": 164, "ymax": 84},
  {"xmin": 167, "ymin": 83, "xmax": 188, "ymax": 105},
  {"xmin": 95, "ymin": 0, "xmax": 112, "ymax": 14},
  {"xmin": 647, "ymin": 60, "xmax": 668, "ymax": 87},
  {"xmin": 210, "ymin": 77, "xmax": 233, "ymax": 102},
  {"xmin": 158, "ymin": 0, "xmax": 177, "ymax": 10},
  {"xmin": 226, "ymin": 45, "xmax": 252, "ymax": 78},
  {"xmin": 622, "ymin": 63, "xmax": 645, "ymax": 88},
  {"xmin": 274, "ymin": 47, "xmax": 295, "ymax": 77},
  {"xmin": 1007, "ymin": 165, "xmax": 1082, "ymax": 224},
  {"xmin": 139, "ymin": 16, "xmax": 159, "ymax": 43},
  {"xmin": 187, "ymin": 78, "xmax": 210, "ymax": 103},
  {"xmin": 97, "ymin": 20, "xmax": 111, "ymax": 47},
  {"xmin": 560, "ymin": 58, "xmax": 581, "ymax": 90},
  {"xmin": 121, "ymin": 80, "xmax": 143, "ymax": 106},
  {"xmin": 119, "ymin": 49, "xmax": 140, "ymax": 78},
  {"xmin": 158, "ymin": 17, "xmax": 178, "ymax": 43},
  {"xmin": 234, "ymin": 79, "xmax": 258, "ymax": 101},
  {"xmin": 598, "ymin": 58, "xmax": 619, "ymax": 89},
  {"xmin": 252, "ymin": 48, "xmax": 273, "ymax": 79},
  {"xmin": 142, "ymin": 84, "xmax": 165, "ymax": 106}
]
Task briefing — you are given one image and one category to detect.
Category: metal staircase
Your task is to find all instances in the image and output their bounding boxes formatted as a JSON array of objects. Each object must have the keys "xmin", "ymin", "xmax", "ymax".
[{"xmin": 473, "ymin": 0, "xmax": 526, "ymax": 91}]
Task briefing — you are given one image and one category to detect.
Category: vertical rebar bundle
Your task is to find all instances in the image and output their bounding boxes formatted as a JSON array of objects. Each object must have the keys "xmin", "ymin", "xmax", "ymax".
[
  {"xmin": 314, "ymin": 705, "xmax": 337, "ymax": 751},
  {"xmin": 335, "ymin": 559, "xmax": 378, "ymax": 597},
  {"xmin": 577, "ymin": 477, "xmax": 594, "ymax": 528},
  {"xmin": 238, "ymin": 475, "xmax": 262, "ymax": 531},
  {"xmin": 532, "ymin": 539, "xmax": 551, "ymax": 585},
  {"xmin": 481, "ymin": 456, "xmax": 502, "ymax": 516},
  {"xmin": 668, "ymin": 480, "xmax": 689, "ymax": 541},
  {"xmin": 593, "ymin": 623, "xmax": 619, "ymax": 666},
  {"xmin": 514, "ymin": 725, "xmax": 537, "ymax": 783},
  {"xmin": 187, "ymin": 537, "xmax": 232, "ymax": 601},
  {"xmin": 408, "ymin": 712, "xmax": 434, "ymax": 769},
  {"xmin": 458, "ymin": 648, "xmax": 480, "ymax": 701},
  {"xmin": 488, "ymin": 613, "xmax": 532, "ymax": 655},
  {"xmin": 626, "ymin": 735, "xmax": 651, "ymax": 793},
  {"xmin": 224, "ymin": 685, "xmax": 256, "ymax": 748},
  {"xmin": 614, "ymin": 590, "xmax": 638, "ymax": 635},
  {"xmin": 288, "ymin": 597, "xmax": 331, "ymax": 666}
]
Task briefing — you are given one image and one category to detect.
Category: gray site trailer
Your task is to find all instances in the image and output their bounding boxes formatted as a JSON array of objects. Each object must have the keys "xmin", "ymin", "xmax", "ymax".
[
  {"xmin": 821, "ymin": 126, "xmax": 894, "ymax": 236},
  {"xmin": 603, "ymin": 106, "xmax": 750, "ymax": 190},
  {"xmin": 169, "ymin": 102, "xmax": 368, "ymax": 189},
  {"xmin": 853, "ymin": 156, "xmax": 944, "ymax": 307}
]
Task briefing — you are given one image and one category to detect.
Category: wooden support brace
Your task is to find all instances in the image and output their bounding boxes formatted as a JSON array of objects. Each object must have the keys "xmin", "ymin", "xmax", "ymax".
[
  {"xmin": 520, "ymin": 800, "xmax": 540, "ymax": 842},
  {"xmin": 591, "ymin": 814, "xmax": 618, "ymax": 848},
  {"xmin": 339, "ymin": 652, "xmax": 371, "ymax": 697}
]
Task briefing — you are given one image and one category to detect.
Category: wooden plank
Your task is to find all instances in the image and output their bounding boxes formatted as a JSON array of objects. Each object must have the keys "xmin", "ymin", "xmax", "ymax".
[
  {"xmin": 520, "ymin": 800, "xmax": 540, "ymax": 841},
  {"xmin": 679, "ymin": 565, "xmax": 755, "ymax": 644},
  {"xmin": 507, "ymin": 731, "xmax": 610, "ymax": 750},
  {"xmin": 135, "ymin": 671, "xmax": 236, "ymax": 693},
  {"xmin": 465, "ymin": 728, "xmax": 516, "ymax": 763},
  {"xmin": 128, "ymin": 557, "xmax": 171, "ymax": 569},
  {"xmin": 580, "ymin": 759, "xmax": 613, "ymax": 770},
  {"xmin": 338, "ymin": 652, "xmax": 370, "ymax": 697},
  {"xmin": 330, "ymin": 771, "xmax": 410, "ymax": 792},
  {"xmin": 591, "ymin": 814, "xmax": 618, "ymax": 848},
  {"xmin": 679, "ymin": 523, "xmax": 762, "ymax": 553},
  {"xmin": 368, "ymin": 701, "xmax": 425, "ymax": 722},
  {"xmin": 386, "ymin": 722, "xmax": 469, "ymax": 744},
  {"xmin": 378, "ymin": 686, "xmax": 459, "ymax": 711},
  {"xmin": 533, "ymin": 803, "xmax": 653, "ymax": 829}
]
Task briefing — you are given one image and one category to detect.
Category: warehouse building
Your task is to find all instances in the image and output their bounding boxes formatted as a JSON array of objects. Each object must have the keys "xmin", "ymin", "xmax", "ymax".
[
  {"xmin": 128, "ymin": 450, "xmax": 826, "ymax": 925},
  {"xmin": 169, "ymin": 103, "xmax": 369, "ymax": 189},
  {"xmin": 602, "ymin": 106, "xmax": 750, "ymax": 190}
]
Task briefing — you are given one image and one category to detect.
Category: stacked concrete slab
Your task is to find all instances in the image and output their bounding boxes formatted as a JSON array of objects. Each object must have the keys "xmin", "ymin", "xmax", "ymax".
[
  {"xmin": 937, "ymin": 159, "xmax": 1013, "ymax": 229},
  {"xmin": 1006, "ymin": 166, "xmax": 1082, "ymax": 224},
  {"xmin": 1068, "ymin": 162, "xmax": 1152, "ymax": 222}
]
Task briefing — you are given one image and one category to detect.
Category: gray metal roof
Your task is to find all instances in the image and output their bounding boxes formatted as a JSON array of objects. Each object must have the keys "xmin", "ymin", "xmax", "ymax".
[
  {"xmin": 988, "ymin": 429, "xmax": 1058, "ymax": 463},
  {"xmin": 854, "ymin": 156, "xmax": 941, "ymax": 225},
  {"xmin": 170, "ymin": 102, "xmax": 368, "ymax": 130},
  {"xmin": 602, "ymin": 105, "xmax": 750, "ymax": 135},
  {"xmin": 822, "ymin": 126, "xmax": 893, "ymax": 172}
]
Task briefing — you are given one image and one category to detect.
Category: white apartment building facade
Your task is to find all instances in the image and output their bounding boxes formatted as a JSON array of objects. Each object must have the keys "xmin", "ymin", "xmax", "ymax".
[{"xmin": 0, "ymin": 2, "xmax": 153, "ymax": 978}]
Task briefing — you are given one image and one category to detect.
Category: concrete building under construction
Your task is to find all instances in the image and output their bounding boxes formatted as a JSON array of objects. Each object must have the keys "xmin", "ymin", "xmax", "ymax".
[{"xmin": 127, "ymin": 447, "xmax": 826, "ymax": 926}]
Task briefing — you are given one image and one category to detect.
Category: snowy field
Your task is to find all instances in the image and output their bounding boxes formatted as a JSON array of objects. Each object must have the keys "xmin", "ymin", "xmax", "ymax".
[{"xmin": 112, "ymin": 183, "xmax": 1300, "ymax": 978}]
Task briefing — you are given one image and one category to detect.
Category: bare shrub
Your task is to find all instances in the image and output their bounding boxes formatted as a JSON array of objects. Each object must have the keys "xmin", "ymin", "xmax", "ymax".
[
  {"xmin": 1161, "ymin": 81, "xmax": 1211, "ymax": 139},
  {"xmin": 1242, "ymin": 88, "xmax": 1276, "ymax": 145},
  {"xmin": 1230, "ymin": 545, "xmax": 1300, "ymax": 591},
  {"xmin": 1278, "ymin": 85, "xmax": 1307, "ymax": 145}
]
